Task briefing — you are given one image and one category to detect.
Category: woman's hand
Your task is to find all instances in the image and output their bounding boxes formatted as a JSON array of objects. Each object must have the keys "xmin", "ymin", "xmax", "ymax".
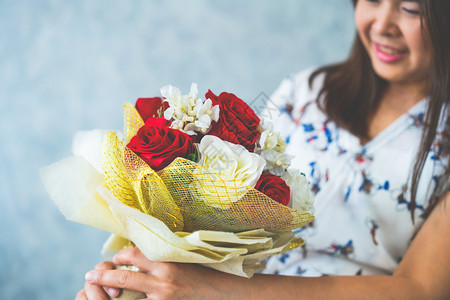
[
  {"xmin": 76, "ymin": 261, "xmax": 121, "ymax": 300},
  {"xmin": 80, "ymin": 247, "xmax": 244, "ymax": 300},
  {"xmin": 77, "ymin": 193, "xmax": 450, "ymax": 299}
]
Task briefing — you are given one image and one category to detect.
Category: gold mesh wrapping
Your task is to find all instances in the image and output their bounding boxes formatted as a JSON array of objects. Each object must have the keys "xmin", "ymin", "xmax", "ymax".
[
  {"xmin": 102, "ymin": 131, "xmax": 184, "ymax": 232},
  {"xmin": 124, "ymin": 102, "xmax": 144, "ymax": 145},
  {"xmin": 157, "ymin": 158, "xmax": 313, "ymax": 232},
  {"xmin": 101, "ymin": 103, "xmax": 314, "ymax": 233}
]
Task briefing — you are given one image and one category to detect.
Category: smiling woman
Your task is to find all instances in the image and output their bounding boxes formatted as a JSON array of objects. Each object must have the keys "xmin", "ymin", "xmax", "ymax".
[
  {"xmin": 73, "ymin": 0, "xmax": 450, "ymax": 298},
  {"xmin": 309, "ymin": 0, "xmax": 449, "ymax": 218},
  {"xmin": 356, "ymin": 0, "xmax": 431, "ymax": 86}
]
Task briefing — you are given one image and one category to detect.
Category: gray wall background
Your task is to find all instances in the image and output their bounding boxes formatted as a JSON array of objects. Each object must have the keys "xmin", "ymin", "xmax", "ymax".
[{"xmin": 0, "ymin": 0, "xmax": 355, "ymax": 299}]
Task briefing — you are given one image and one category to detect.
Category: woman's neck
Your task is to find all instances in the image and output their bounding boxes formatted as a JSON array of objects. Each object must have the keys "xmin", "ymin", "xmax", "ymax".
[
  {"xmin": 363, "ymin": 81, "xmax": 427, "ymax": 144},
  {"xmin": 381, "ymin": 81, "xmax": 427, "ymax": 113}
]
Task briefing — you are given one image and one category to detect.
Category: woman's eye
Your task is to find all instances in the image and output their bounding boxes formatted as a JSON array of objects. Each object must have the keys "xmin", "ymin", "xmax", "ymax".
[
  {"xmin": 401, "ymin": 3, "xmax": 420, "ymax": 15},
  {"xmin": 402, "ymin": 8, "xmax": 420, "ymax": 15}
]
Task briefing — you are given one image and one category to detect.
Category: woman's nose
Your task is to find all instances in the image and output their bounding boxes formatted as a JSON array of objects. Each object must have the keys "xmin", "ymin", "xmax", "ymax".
[{"xmin": 371, "ymin": 6, "xmax": 401, "ymax": 37}]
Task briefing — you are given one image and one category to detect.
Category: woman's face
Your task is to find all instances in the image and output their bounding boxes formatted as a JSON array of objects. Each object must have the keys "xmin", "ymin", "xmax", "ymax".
[{"xmin": 355, "ymin": 0, "xmax": 432, "ymax": 87}]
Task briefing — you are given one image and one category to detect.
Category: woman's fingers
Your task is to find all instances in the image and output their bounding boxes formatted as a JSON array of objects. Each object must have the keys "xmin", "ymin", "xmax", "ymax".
[
  {"xmin": 75, "ymin": 289, "xmax": 87, "ymax": 300},
  {"xmin": 85, "ymin": 269, "xmax": 153, "ymax": 294},
  {"xmin": 84, "ymin": 280, "xmax": 110, "ymax": 300},
  {"xmin": 83, "ymin": 261, "xmax": 119, "ymax": 300},
  {"xmin": 112, "ymin": 247, "xmax": 156, "ymax": 273},
  {"xmin": 95, "ymin": 261, "xmax": 115, "ymax": 270},
  {"xmin": 95, "ymin": 261, "xmax": 121, "ymax": 298}
]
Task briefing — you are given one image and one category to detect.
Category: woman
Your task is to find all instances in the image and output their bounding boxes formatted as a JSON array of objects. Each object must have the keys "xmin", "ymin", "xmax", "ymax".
[{"xmin": 77, "ymin": 0, "xmax": 450, "ymax": 298}]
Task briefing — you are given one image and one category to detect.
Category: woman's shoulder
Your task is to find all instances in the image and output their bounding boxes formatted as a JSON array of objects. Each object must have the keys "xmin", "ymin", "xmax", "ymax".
[
  {"xmin": 270, "ymin": 67, "xmax": 325, "ymax": 111},
  {"xmin": 263, "ymin": 67, "xmax": 329, "ymax": 140}
]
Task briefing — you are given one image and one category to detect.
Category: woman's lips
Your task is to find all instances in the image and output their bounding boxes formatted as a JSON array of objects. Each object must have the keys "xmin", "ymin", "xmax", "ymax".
[{"xmin": 374, "ymin": 43, "xmax": 408, "ymax": 63}]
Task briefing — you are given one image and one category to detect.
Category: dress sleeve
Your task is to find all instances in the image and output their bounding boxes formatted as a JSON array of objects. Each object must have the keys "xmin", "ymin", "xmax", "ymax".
[{"xmin": 261, "ymin": 67, "xmax": 320, "ymax": 139}]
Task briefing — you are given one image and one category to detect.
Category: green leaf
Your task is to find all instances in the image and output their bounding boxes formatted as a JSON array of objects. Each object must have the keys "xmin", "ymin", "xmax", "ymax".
[{"xmin": 187, "ymin": 153, "xmax": 197, "ymax": 162}]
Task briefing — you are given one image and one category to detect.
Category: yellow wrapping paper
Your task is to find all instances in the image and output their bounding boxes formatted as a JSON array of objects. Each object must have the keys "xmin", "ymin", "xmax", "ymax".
[
  {"xmin": 100, "ymin": 129, "xmax": 312, "ymax": 234},
  {"xmin": 41, "ymin": 155, "xmax": 305, "ymax": 277},
  {"xmin": 40, "ymin": 102, "xmax": 314, "ymax": 290}
]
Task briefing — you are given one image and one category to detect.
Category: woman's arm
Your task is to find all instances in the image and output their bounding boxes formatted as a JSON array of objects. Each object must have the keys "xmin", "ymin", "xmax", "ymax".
[
  {"xmin": 248, "ymin": 192, "xmax": 450, "ymax": 299},
  {"xmin": 82, "ymin": 193, "xmax": 450, "ymax": 299}
]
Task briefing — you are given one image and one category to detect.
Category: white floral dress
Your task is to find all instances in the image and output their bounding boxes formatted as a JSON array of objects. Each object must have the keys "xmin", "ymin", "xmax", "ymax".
[{"xmin": 262, "ymin": 68, "xmax": 447, "ymax": 276}]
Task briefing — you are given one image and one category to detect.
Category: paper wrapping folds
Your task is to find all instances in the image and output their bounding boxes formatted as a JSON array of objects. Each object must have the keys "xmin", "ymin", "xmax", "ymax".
[
  {"xmin": 72, "ymin": 129, "xmax": 107, "ymax": 173},
  {"xmin": 41, "ymin": 155, "xmax": 307, "ymax": 277},
  {"xmin": 41, "ymin": 104, "xmax": 314, "ymax": 281},
  {"xmin": 40, "ymin": 156, "xmax": 126, "ymax": 238}
]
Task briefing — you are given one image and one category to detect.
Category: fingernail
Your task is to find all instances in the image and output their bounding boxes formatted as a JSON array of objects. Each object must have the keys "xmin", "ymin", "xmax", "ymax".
[
  {"xmin": 85, "ymin": 271, "xmax": 96, "ymax": 282},
  {"xmin": 108, "ymin": 288, "xmax": 119, "ymax": 297}
]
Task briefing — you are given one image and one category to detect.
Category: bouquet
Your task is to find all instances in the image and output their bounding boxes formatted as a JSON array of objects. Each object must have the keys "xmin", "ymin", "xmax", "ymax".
[{"xmin": 41, "ymin": 83, "xmax": 314, "ymax": 297}]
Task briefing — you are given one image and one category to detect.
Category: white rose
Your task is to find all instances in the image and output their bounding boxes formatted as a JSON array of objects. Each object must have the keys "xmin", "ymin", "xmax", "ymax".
[
  {"xmin": 282, "ymin": 168, "xmax": 314, "ymax": 213},
  {"xmin": 198, "ymin": 135, "xmax": 266, "ymax": 187},
  {"xmin": 195, "ymin": 135, "xmax": 266, "ymax": 208}
]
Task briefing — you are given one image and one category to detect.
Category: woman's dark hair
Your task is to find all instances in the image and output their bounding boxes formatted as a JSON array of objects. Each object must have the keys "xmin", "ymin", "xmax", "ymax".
[{"xmin": 309, "ymin": 0, "xmax": 449, "ymax": 221}]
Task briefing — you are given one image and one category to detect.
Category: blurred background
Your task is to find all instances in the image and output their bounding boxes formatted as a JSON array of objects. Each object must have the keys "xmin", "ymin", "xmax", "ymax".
[{"xmin": 0, "ymin": 0, "xmax": 354, "ymax": 298}]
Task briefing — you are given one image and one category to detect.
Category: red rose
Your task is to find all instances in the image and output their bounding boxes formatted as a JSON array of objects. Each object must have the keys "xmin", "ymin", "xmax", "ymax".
[
  {"xmin": 255, "ymin": 174, "xmax": 290, "ymax": 206},
  {"xmin": 135, "ymin": 97, "xmax": 169, "ymax": 122},
  {"xmin": 205, "ymin": 90, "xmax": 260, "ymax": 151},
  {"xmin": 127, "ymin": 117, "xmax": 195, "ymax": 171}
]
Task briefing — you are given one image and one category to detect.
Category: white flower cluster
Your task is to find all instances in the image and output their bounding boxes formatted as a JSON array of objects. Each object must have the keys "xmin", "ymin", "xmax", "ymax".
[
  {"xmin": 159, "ymin": 84, "xmax": 313, "ymax": 213},
  {"xmin": 254, "ymin": 121, "xmax": 314, "ymax": 212},
  {"xmin": 282, "ymin": 169, "xmax": 314, "ymax": 213},
  {"xmin": 255, "ymin": 121, "xmax": 293, "ymax": 177},
  {"xmin": 197, "ymin": 134, "xmax": 313, "ymax": 212},
  {"xmin": 161, "ymin": 83, "xmax": 220, "ymax": 135}
]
